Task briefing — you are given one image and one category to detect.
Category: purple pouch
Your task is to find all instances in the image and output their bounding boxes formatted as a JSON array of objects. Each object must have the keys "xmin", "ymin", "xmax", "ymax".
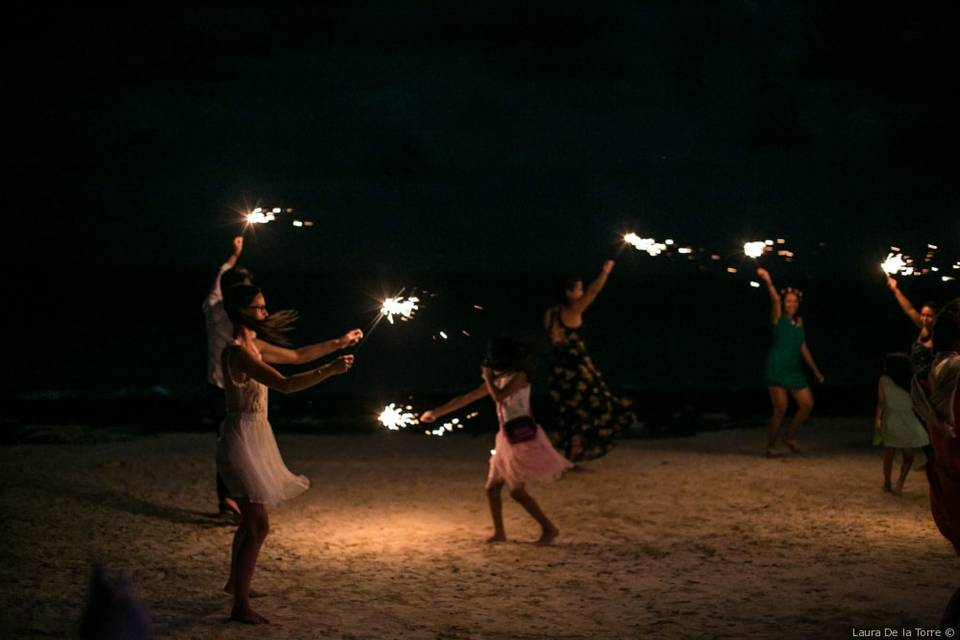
[{"xmin": 504, "ymin": 415, "xmax": 538, "ymax": 444}]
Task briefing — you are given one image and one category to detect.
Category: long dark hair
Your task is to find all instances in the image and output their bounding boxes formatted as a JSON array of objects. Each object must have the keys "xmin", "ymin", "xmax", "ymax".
[
  {"xmin": 221, "ymin": 267, "xmax": 253, "ymax": 292},
  {"xmin": 223, "ymin": 284, "xmax": 298, "ymax": 346},
  {"xmin": 883, "ymin": 352, "xmax": 912, "ymax": 391},
  {"xmin": 933, "ymin": 297, "xmax": 960, "ymax": 353},
  {"xmin": 482, "ymin": 337, "xmax": 537, "ymax": 378}
]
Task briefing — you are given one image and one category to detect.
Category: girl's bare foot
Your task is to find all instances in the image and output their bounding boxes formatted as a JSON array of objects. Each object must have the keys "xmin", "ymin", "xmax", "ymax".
[
  {"xmin": 783, "ymin": 439, "xmax": 802, "ymax": 454},
  {"xmin": 535, "ymin": 527, "xmax": 559, "ymax": 545},
  {"xmin": 765, "ymin": 446, "xmax": 778, "ymax": 458},
  {"xmin": 882, "ymin": 483, "xmax": 892, "ymax": 493},
  {"xmin": 219, "ymin": 497, "xmax": 241, "ymax": 516},
  {"xmin": 892, "ymin": 480, "xmax": 904, "ymax": 496},
  {"xmin": 230, "ymin": 605, "xmax": 269, "ymax": 625},
  {"xmin": 486, "ymin": 533, "xmax": 506, "ymax": 543}
]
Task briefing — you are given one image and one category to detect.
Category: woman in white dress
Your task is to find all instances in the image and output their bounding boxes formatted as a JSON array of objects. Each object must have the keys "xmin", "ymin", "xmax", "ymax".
[{"xmin": 220, "ymin": 284, "xmax": 357, "ymax": 624}]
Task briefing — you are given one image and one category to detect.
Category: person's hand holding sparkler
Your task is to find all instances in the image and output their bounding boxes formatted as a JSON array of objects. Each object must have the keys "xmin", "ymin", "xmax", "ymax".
[
  {"xmin": 337, "ymin": 329, "xmax": 363, "ymax": 349},
  {"xmin": 418, "ymin": 410, "xmax": 437, "ymax": 424},
  {"xmin": 756, "ymin": 267, "xmax": 772, "ymax": 284},
  {"xmin": 481, "ymin": 365, "xmax": 495, "ymax": 383},
  {"xmin": 323, "ymin": 354, "xmax": 355, "ymax": 376},
  {"xmin": 886, "ymin": 276, "xmax": 899, "ymax": 291},
  {"xmin": 232, "ymin": 236, "xmax": 244, "ymax": 256},
  {"xmin": 602, "ymin": 259, "xmax": 615, "ymax": 275}
]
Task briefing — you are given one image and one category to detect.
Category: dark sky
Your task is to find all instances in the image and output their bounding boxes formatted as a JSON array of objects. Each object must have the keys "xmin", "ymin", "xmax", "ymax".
[{"xmin": 7, "ymin": 2, "xmax": 960, "ymax": 274}]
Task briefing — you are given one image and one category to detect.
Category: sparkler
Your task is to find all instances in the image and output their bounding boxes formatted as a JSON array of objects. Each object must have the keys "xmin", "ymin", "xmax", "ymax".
[
  {"xmin": 380, "ymin": 296, "xmax": 420, "ymax": 325},
  {"xmin": 354, "ymin": 289, "xmax": 421, "ymax": 352},
  {"xmin": 623, "ymin": 233, "xmax": 668, "ymax": 257},
  {"xmin": 243, "ymin": 205, "xmax": 310, "ymax": 228},
  {"xmin": 377, "ymin": 403, "xmax": 419, "ymax": 431},
  {"xmin": 743, "ymin": 241, "xmax": 767, "ymax": 259},
  {"xmin": 881, "ymin": 252, "xmax": 914, "ymax": 276}
]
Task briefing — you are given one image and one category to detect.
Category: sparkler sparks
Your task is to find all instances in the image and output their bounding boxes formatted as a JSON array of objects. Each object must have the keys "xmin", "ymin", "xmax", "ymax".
[
  {"xmin": 623, "ymin": 233, "xmax": 668, "ymax": 256},
  {"xmin": 425, "ymin": 418, "xmax": 461, "ymax": 436},
  {"xmin": 743, "ymin": 241, "xmax": 767, "ymax": 259},
  {"xmin": 881, "ymin": 252, "xmax": 914, "ymax": 276},
  {"xmin": 246, "ymin": 207, "xmax": 276, "ymax": 224},
  {"xmin": 377, "ymin": 403, "xmax": 419, "ymax": 431},
  {"xmin": 380, "ymin": 296, "xmax": 420, "ymax": 324}
]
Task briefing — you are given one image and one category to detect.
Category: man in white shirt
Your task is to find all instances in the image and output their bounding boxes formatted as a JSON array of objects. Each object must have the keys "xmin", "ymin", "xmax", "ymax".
[{"xmin": 204, "ymin": 237, "xmax": 248, "ymax": 516}]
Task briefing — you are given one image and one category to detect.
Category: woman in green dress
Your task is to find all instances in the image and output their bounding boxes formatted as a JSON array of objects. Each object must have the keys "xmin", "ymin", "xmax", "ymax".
[
  {"xmin": 756, "ymin": 268, "xmax": 825, "ymax": 456},
  {"xmin": 545, "ymin": 260, "xmax": 636, "ymax": 462}
]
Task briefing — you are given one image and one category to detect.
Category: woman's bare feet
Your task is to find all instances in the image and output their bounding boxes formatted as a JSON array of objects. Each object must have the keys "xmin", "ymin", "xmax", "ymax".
[
  {"xmin": 783, "ymin": 439, "xmax": 802, "ymax": 454},
  {"xmin": 486, "ymin": 533, "xmax": 507, "ymax": 544},
  {"xmin": 535, "ymin": 527, "xmax": 559, "ymax": 545},
  {"xmin": 882, "ymin": 483, "xmax": 892, "ymax": 493},
  {"xmin": 892, "ymin": 480, "xmax": 904, "ymax": 496},
  {"xmin": 230, "ymin": 605, "xmax": 269, "ymax": 625}
]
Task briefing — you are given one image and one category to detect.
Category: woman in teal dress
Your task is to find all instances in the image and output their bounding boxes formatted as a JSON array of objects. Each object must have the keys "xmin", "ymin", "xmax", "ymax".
[{"xmin": 757, "ymin": 268, "xmax": 825, "ymax": 456}]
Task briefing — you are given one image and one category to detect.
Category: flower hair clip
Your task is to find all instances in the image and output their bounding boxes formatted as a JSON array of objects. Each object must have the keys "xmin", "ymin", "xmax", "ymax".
[{"xmin": 780, "ymin": 287, "xmax": 803, "ymax": 300}]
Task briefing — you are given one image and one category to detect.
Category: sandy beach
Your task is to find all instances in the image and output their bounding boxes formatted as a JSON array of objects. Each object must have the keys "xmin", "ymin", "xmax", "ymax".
[{"xmin": 3, "ymin": 417, "xmax": 955, "ymax": 639}]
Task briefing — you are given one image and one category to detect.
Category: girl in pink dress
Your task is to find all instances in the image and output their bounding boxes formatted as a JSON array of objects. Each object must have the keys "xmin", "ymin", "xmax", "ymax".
[{"xmin": 421, "ymin": 338, "xmax": 573, "ymax": 544}]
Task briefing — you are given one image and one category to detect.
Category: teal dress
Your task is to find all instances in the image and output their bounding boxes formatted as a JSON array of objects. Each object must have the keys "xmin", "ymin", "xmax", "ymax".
[{"xmin": 763, "ymin": 314, "xmax": 808, "ymax": 389}]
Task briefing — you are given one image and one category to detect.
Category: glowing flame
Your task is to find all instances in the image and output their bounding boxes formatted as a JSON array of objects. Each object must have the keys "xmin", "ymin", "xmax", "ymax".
[
  {"xmin": 881, "ymin": 252, "xmax": 913, "ymax": 276},
  {"xmin": 744, "ymin": 241, "xmax": 766, "ymax": 259},
  {"xmin": 245, "ymin": 205, "xmax": 285, "ymax": 225},
  {"xmin": 377, "ymin": 403, "xmax": 419, "ymax": 431},
  {"xmin": 380, "ymin": 296, "xmax": 420, "ymax": 324},
  {"xmin": 624, "ymin": 233, "xmax": 667, "ymax": 256}
]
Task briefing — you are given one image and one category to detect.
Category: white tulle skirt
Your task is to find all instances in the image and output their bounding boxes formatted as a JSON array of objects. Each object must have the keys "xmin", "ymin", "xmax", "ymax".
[{"xmin": 217, "ymin": 412, "xmax": 309, "ymax": 507}]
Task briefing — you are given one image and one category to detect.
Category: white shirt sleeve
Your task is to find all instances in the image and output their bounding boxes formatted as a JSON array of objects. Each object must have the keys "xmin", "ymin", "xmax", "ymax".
[{"xmin": 203, "ymin": 261, "xmax": 234, "ymax": 310}]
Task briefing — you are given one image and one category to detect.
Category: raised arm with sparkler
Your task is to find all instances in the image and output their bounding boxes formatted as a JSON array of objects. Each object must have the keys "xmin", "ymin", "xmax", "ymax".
[
  {"xmin": 545, "ymin": 260, "xmax": 615, "ymax": 336},
  {"xmin": 207, "ymin": 237, "xmax": 244, "ymax": 304},
  {"xmin": 573, "ymin": 260, "xmax": 614, "ymax": 316},
  {"xmin": 884, "ymin": 276, "xmax": 937, "ymax": 375},
  {"xmin": 885, "ymin": 277, "xmax": 924, "ymax": 328},
  {"xmin": 756, "ymin": 267, "xmax": 781, "ymax": 323},
  {"xmin": 256, "ymin": 329, "xmax": 363, "ymax": 366}
]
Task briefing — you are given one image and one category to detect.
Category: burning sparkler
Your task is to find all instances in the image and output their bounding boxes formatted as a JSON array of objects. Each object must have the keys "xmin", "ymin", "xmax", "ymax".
[
  {"xmin": 623, "ymin": 233, "xmax": 668, "ymax": 257},
  {"xmin": 881, "ymin": 252, "xmax": 914, "ymax": 276},
  {"xmin": 743, "ymin": 241, "xmax": 767, "ymax": 259},
  {"xmin": 377, "ymin": 403, "xmax": 419, "ymax": 431},
  {"xmin": 380, "ymin": 296, "xmax": 420, "ymax": 324}
]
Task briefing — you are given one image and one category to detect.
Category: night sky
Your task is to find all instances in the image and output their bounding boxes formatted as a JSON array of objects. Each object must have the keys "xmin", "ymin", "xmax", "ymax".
[{"xmin": 7, "ymin": 2, "xmax": 960, "ymax": 274}]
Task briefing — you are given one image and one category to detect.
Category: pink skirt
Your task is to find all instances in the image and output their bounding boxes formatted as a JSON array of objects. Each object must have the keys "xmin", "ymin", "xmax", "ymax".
[{"xmin": 487, "ymin": 423, "xmax": 573, "ymax": 489}]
